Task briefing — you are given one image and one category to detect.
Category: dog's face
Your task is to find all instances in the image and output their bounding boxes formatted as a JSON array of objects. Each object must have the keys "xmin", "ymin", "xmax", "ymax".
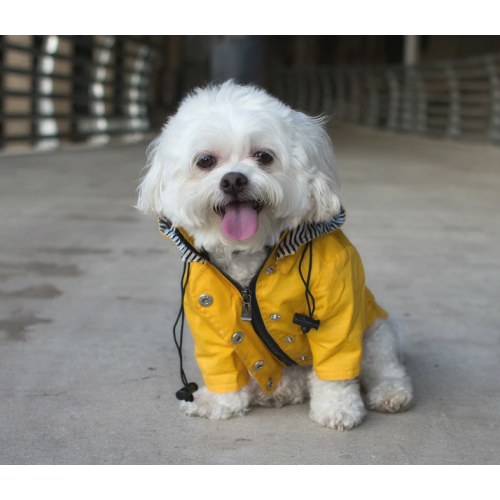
[{"xmin": 137, "ymin": 81, "xmax": 341, "ymax": 253}]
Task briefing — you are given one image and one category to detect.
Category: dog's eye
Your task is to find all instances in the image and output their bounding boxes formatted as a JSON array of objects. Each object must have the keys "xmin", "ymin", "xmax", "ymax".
[
  {"xmin": 254, "ymin": 151, "xmax": 273, "ymax": 165},
  {"xmin": 196, "ymin": 155, "xmax": 217, "ymax": 169}
]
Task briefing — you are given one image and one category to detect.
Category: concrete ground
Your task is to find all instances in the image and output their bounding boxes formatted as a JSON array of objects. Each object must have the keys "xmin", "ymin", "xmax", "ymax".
[{"xmin": 0, "ymin": 124, "xmax": 499, "ymax": 464}]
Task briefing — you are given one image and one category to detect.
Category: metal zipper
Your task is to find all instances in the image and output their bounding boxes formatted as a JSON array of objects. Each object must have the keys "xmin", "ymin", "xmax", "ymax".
[{"xmin": 241, "ymin": 288, "xmax": 252, "ymax": 322}]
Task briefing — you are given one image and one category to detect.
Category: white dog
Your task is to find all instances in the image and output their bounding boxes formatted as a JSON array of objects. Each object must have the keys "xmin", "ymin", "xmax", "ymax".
[{"xmin": 137, "ymin": 80, "xmax": 413, "ymax": 430}]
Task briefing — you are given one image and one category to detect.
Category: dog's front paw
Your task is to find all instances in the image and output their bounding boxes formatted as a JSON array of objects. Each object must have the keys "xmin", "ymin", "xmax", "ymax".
[
  {"xmin": 308, "ymin": 373, "xmax": 366, "ymax": 431},
  {"xmin": 365, "ymin": 378, "xmax": 413, "ymax": 413},
  {"xmin": 179, "ymin": 385, "xmax": 251, "ymax": 420},
  {"xmin": 309, "ymin": 396, "xmax": 366, "ymax": 431}
]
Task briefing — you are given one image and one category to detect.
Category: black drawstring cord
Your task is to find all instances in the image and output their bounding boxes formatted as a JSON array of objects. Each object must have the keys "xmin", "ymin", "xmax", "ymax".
[
  {"xmin": 299, "ymin": 241, "xmax": 315, "ymax": 319},
  {"xmin": 293, "ymin": 241, "xmax": 321, "ymax": 333},
  {"xmin": 173, "ymin": 261, "xmax": 198, "ymax": 402}
]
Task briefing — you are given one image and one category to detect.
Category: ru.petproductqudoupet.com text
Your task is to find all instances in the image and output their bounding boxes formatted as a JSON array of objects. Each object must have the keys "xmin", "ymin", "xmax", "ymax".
[{"xmin": 249, "ymin": 474, "xmax": 491, "ymax": 490}]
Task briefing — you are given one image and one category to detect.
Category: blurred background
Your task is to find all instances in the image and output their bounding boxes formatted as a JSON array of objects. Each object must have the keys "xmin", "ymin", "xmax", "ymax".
[
  {"xmin": 1, "ymin": 35, "xmax": 500, "ymax": 149},
  {"xmin": 1, "ymin": 35, "xmax": 500, "ymax": 465}
]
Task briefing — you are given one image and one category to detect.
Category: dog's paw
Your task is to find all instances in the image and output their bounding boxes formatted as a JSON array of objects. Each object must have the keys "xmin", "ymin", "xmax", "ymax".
[
  {"xmin": 179, "ymin": 386, "xmax": 251, "ymax": 420},
  {"xmin": 308, "ymin": 374, "xmax": 366, "ymax": 431},
  {"xmin": 365, "ymin": 378, "xmax": 413, "ymax": 413},
  {"xmin": 309, "ymin": 398, "xmax": 366, "ymax": 431}
]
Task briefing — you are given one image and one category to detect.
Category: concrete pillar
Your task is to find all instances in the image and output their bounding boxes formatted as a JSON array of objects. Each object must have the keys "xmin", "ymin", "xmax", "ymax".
[{"xmin": 404, "ymin": 35, "xmax": 420, "ymax": 66}]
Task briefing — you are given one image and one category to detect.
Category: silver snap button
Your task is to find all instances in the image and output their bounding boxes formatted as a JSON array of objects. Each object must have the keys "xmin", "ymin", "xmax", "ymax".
[
  {"xmin": 267, "ymin": 378, "xmax": 274, "ymax": 390},
  {"xmin": 299, "ymin": 355, "xmax": 309, "ymax": 361},
  {"xmin": 231, "ymin": 332, "xmax": 244, "ymax": 344},
  {"xmin": 284, "ymin": 336, "xmax": 295, "ymax": 344},
  {"xmin": 199, "ymin": 294, "xmax": 213, "ymax": 307},
  {"xmin": 269, "ymin": 313, "xmax": 281, "ymax": 320},
  {"xmin": 253, "ymin": 360, "xmax": 265, "ymax": 371},
  {"xmin": 266, "ymin": 266, "xmax": 274, "ymax": 274}
]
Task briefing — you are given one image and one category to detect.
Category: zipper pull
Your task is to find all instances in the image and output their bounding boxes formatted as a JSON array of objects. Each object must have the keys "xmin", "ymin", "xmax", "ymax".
[{"xmin": 241, "ymin": 289, "xmax": 252, "ymax": 322}]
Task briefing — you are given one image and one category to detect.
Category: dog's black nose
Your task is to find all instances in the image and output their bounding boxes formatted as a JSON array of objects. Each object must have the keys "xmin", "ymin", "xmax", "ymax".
[{"xmin": 220, "ymin": 172, "xmax": 248, "ymax": 196}]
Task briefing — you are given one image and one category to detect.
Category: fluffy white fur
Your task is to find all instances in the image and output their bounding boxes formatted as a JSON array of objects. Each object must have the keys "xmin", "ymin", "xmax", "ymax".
[{"xmin": 138, "ymin": 80, "xmax": 413, "ymax": 430}]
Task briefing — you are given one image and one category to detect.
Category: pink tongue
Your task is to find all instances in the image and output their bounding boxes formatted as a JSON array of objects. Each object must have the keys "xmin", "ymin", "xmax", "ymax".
[{"xmin": 221, "ymin": 201, "xmax": 259, "ymax": 241}]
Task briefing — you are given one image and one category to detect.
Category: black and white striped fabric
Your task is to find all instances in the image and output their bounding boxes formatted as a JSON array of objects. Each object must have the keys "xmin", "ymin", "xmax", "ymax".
[
  {"xmin": 275, "ymin": 207, "xmax": 346, "ymax": 260},
  {"xmin": 159, "ymin": 206, "xmax": 346, "ymax": 264},
  {"xmin": 158, "ymin": 219, "xmax": 205, "ymax": 263}
]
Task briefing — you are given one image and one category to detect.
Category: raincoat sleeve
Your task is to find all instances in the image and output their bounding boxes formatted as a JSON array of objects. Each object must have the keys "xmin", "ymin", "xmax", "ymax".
[{"xmin": 307, "ymin": 246, "xmax": 367, "ymax": 380}]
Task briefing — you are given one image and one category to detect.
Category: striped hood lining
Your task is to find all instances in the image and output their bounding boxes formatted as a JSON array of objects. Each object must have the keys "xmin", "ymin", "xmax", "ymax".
[
  {"xmin": 159, "ymin": 206, "xmax": 346, "ymax": 264},
  {"xmin": 158, "ymin": 219, "xmax": 206, "ymax": 263},
  {"xmin": 275, "ymin": 207, "xmax": 346, "ymax": 259}
]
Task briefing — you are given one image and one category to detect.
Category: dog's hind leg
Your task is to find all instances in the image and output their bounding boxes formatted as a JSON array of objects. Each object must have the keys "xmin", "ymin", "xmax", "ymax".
[{"xmin": 360, "ymin": 317, "xmax": 413, "ymax": 413}]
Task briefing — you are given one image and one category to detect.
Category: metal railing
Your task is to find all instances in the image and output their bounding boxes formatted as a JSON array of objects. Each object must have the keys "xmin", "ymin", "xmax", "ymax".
[
  {"xmin": 275, "ymin": 53, "xmax": 500, "ymax": 144},
  {"xmin": 0, "ymin": 35, "xmax": 159, "ymax": 150}
]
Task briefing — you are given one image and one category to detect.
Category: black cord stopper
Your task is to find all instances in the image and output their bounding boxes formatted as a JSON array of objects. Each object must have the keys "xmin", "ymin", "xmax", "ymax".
[
  {"xmin": 175, "ymin": 382, "xmax": 199, "ymax": 402},
  {"xmin": 293, "ymin": 313, "xmax": 320, "ymax": 334}
]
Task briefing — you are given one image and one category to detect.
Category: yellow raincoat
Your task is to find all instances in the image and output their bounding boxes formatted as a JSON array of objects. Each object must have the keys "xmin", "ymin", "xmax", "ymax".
[{"xmin": 159, "ymin": 208, "xmax": 387, "ymax": 395}]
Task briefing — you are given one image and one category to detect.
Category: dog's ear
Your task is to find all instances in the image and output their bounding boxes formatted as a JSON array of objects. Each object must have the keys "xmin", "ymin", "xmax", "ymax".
[
  {"xmin": 136, "ymin": 137, "xmax": 165, "ymax": 217},
  {"xmin": 292, "ymin": 111, "xmax": 341, "ymax": 222}
]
